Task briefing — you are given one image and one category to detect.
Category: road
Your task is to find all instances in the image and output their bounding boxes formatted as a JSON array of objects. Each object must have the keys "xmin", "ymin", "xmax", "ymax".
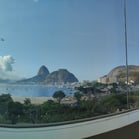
[{"xmin": 87, "ymin": 121, "xmax": 139, "ymax": 139}]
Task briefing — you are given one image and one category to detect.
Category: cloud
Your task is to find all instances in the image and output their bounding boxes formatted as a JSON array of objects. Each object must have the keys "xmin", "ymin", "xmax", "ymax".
[
  {"xmin": 0, "ymin": 55, "xmax": 15, "ymax": 72},
  {"xmin": 0, "ymin": 55, "xmax": 21, "ymax": 80}
]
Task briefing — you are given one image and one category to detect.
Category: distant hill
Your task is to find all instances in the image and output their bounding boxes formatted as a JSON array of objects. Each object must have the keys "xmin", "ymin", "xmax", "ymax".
[
  {"xmin": 45, "ymin": 69, "xmax": 78, "ymax": 85},
  {"xmin": 0, "ymin": 79, "xmax": 11, "ymax": 83},
  {"xmin": 18, "ymin": 65, "xmax": 50, "ymax": 83},
  {"xmin": 18, "ymin": 66, "xmax": 78, "ymax": 85},
  {"xmin": 98, "ymin": 65, "xmax": 139, "ymax": 84}
]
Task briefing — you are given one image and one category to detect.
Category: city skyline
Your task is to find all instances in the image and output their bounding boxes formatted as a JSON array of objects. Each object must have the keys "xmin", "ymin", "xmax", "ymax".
[{"xmin": 0, "ymin": 0, "xmax": 139, "ymax": 81}]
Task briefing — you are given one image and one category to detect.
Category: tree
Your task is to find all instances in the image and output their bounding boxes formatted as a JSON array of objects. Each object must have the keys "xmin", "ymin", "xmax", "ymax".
[
  {"xmin": 98, "ymin": 93, "xmax": 130, "ymax": 113},
  {"xmin": 8, "ymin": 101, "xmax": 23, "ymax": 124},
  {"xmin": 53, "ymin": 90, "xmax": 66, "ymax": 104},
  {"xmin": 0, "ymin": 94, "xmax": 13, "ymax": 115},
  {"xmin": 24, "ymin": 98, "xmax": 31, "ymax": 105},
  {"xmin": 0, "ymin": 94, "xmax": 13, "ymax": 105},
  {"xmin": 74, "ymin": 92, "xmax": 83, "ymax": 104}
]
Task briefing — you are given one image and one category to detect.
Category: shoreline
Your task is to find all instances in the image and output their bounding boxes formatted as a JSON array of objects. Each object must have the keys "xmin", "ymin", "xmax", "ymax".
[
  {"xmin": 12, "ymin": 96, "xmax": 54, "ymax": 104},
  {"xmin": 12, "ymin": 96, "xmax": 77, "ymax": 105}
]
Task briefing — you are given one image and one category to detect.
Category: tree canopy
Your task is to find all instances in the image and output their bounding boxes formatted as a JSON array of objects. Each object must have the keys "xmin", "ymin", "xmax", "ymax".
[{"xmin": 53, "ymin": 90, "xmax": 66, "ymax": 103}]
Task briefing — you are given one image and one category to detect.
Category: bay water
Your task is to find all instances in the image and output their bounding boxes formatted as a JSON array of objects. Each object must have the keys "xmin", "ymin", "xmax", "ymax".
[{"xmin": 0, "ymin": 84, "xmax": 74, "ymax": 97}]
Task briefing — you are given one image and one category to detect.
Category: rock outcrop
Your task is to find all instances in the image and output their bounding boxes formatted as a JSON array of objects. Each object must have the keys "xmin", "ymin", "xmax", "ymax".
[
  {"xmin": 98, "ymin": 65, "xmax": 139, "ymax": 84},
  {"xmin": 18, "ymin": 65, "xmax": 49, "ymax": 83},
  {"xmin": 45, "ymin": 69, "xmax": 78, "ymax": 85},
  {"xmin": 18, "ymin": 66, "xmax": 78, "ymax": 84},
  {"xmin": 37, "ymin": 65, "xmax": 49, "ymax": 76}
]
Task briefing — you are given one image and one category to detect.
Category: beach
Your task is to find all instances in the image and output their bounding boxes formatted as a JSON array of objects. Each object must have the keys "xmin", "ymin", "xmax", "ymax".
[
  {"xmin": 12, "ymin": 96, "xmax": 76, "ymax": 105},
  {"xmin": 12, "ymin": 96, "xmax": 54, "ymax": 104}
]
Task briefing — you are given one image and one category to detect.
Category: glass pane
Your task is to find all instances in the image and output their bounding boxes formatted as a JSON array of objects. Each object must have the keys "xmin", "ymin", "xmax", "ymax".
[{"xmin": 0, "ymin": 1, "xmax": 138, "ymax": 136}]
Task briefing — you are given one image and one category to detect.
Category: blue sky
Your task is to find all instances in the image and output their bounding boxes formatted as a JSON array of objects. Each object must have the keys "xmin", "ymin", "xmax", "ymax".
[{"xmin": 0, "ymin": 0, "xmax": 138, "ymax": 81}]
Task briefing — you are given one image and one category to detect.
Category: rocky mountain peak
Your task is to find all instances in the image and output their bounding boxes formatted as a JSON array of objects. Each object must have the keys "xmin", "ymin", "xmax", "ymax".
[
  {"xmin": 45, "ymin": 69, "xmax": 78, "ymax": 84},
  {"xmin": 37, "ymin": 65, "xmax": 49, "ymax": 76},
  {"xmin": 18, "ymin": 66, "xmax": 78, "ymax": 85}
]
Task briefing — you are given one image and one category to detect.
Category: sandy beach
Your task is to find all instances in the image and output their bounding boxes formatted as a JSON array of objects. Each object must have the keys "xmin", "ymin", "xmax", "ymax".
[{"xmin": 12, "ymin": 96, "xmax": 54, "ymax": 104}]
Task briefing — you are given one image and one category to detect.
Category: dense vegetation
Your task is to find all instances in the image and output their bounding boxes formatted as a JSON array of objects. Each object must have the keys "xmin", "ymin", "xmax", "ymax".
[{"xmin": 0, "ymin": 83, "xmax": 138, "ymax": 125}]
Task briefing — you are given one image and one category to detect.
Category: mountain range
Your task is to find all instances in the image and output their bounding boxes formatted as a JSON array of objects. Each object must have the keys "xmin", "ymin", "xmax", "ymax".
[{"xmin": 18, "ymin": 65, "xmax": 79, "ymax": 85}]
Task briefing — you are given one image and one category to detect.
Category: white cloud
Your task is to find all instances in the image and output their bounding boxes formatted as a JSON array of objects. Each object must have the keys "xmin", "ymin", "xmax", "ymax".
[
  {"xmin": 0, "ymin": 55, "xmax": 21, "ymax": 80},
  {"xmin": 0, "ymin": 55, "xmax": 15, "ymax": 72}
]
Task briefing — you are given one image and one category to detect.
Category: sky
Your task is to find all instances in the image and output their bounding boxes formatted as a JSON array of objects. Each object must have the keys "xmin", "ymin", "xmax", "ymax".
[{"xmin": 0, "ymin": 0, "xmax": 138, "ymax": 81}]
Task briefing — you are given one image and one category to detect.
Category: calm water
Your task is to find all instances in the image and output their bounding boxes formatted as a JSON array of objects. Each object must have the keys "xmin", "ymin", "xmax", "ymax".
[{"xmin": 0, "ymin": 84, "xmax": 74, "ymax": 97}]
